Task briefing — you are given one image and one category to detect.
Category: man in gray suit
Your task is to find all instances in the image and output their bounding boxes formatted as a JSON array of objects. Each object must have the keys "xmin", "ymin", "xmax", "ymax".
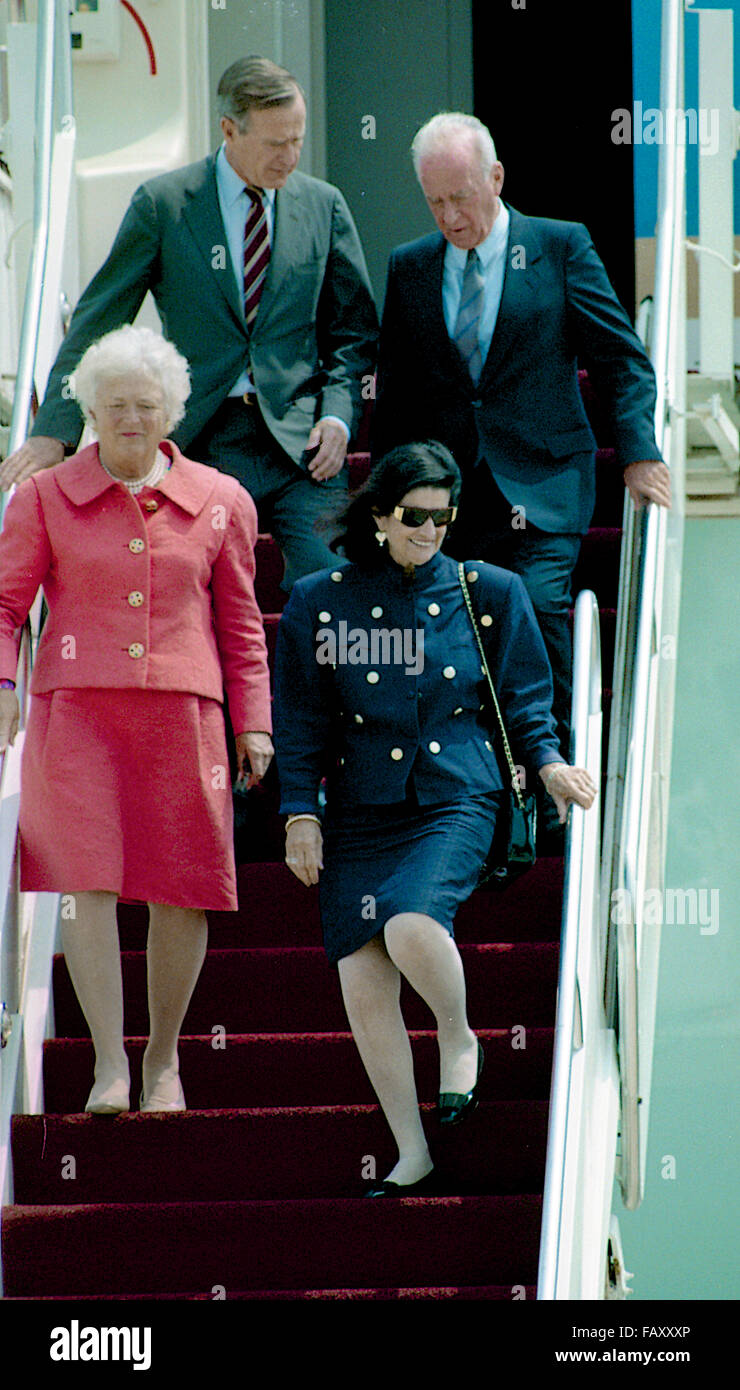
[{"xmin": 1, "ymin": 56, "xmax": 378, "ymax": 588}]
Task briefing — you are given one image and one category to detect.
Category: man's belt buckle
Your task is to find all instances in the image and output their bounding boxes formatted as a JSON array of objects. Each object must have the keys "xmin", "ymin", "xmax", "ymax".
[{"xmin": 242, "ymin": 391, "xmax": 257, "ymax": 406}]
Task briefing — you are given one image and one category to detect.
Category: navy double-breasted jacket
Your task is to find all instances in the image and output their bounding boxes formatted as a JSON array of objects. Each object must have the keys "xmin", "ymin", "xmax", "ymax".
[{"xmin": 273, "ymin": 550, "xmax": 564, "ymax": 815}]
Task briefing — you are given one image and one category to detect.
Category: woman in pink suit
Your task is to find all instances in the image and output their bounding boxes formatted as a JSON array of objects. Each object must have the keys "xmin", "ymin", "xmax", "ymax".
[{"xmin": 0, "ymin": 326, "xmax": 273, "ymax": 1115}]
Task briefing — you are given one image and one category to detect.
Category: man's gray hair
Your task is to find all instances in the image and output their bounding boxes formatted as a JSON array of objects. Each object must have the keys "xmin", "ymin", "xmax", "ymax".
[
  {"xmin": 217, "ymin": 54, "xmax": 303, "ymax": 131},
  {"xmin": 411, "ymin": 113, "xmax": 498, "ymax": 179},
  {"xmin": 72, "ymin": 326, "xmax": 191, "ymax": 432}
]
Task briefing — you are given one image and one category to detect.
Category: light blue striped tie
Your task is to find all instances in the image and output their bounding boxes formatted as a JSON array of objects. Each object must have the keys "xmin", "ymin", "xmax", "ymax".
[{"xmin": 453, "ymin": 248, "xmax": 484, "ymax": 383}]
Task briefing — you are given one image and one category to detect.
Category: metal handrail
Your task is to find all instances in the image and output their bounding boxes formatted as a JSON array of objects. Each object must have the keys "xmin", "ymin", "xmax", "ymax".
[
  {"xmin": 0, "ymin": 615, "xmax": 32, "ymax": 784},
  {"xmin": 0, "ymin": 618, "xmax": 32, "ymax": 952},
  {"xmin": 601, "ymin": 0, "xmax": 686, "ymax": 1211},
  {"xmin": 0, "ymin": 0, "xmax": 71, "ymax": 1250},
  {"xmin": 537, "ymin": 589, "xmax": 603, "ymax": 1299},
  {"xmin": 0, "ymin": 0, "xmax": 64, "ymax": 1012},
  {"xmin": 3, "ymin": 1, "xmax": 59, "ymax": 497}
]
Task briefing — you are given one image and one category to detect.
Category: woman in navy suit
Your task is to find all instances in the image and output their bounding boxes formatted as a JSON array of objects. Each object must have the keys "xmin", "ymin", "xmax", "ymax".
[{"xmin": 273, "ymin": 442, "xmax": 595, "ymax": 1194}]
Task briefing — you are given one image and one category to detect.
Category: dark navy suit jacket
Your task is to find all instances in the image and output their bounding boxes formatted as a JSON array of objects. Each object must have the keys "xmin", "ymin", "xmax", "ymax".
[
  {"xmin": 372, "ymin": 207, "xmax": 662, "ymax": 535},
  {"xmin": 273, "ymin": 549, "xmax": 563, "ymax": 815}
]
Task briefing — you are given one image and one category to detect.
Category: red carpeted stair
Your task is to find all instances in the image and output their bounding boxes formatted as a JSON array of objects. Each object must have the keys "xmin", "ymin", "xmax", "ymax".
[{"xmin": 1, "ymin": 373, "xmax": 620, "ymax": 1300}]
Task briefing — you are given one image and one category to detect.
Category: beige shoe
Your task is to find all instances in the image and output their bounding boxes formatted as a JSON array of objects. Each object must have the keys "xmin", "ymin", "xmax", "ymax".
[
  {"xmin": 139, "ymin": 1076, "xmax": 186, "ymax": 1113},
  {"xmin": 85, "ymin": 1077, "xmax": 130, "ymax": 1115}
]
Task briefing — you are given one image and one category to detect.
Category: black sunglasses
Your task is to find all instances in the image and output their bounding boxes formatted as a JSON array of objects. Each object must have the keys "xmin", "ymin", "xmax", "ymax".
[{"xmin": 392, "ymin": 504, "xmax": 457, "ymax": 528}]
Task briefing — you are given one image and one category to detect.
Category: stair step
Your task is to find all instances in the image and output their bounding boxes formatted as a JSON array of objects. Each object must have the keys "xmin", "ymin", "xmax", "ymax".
[
  {"xmin": 0, "ymin": 1193, "xmax": 543, "ymax": 1297},
  {"xmin": 0, "ymin": 1284, "xmax": 538, "ymax": 1300},
  {"xmin": 219, "ymin": 1282, "xmax": 539, "ymax": 1300},
  {"xmin": 42, "ymin": 1027, "xmax": 555, "ymax": 1114},
  {"xmin": 11, "ymin": 1100, "xmax": 548, "ymax": 1204},
  {"xmin": 116, "ymin": 858, "xmax": 566, "ymax": 948},
  {"xmin": 52, "ymin": 943, "xmax": 560, "ymax": 1037},
  {"xmin": 573, "ymin": 528, "xmax": 622, "ymax": 608}
]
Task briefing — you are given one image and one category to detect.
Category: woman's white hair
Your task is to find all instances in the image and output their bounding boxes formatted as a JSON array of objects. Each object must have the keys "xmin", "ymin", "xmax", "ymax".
[
  {"xmin": 411, "ymin": 112, "xmax": 498, "ymax": 179},
  {"xmin": 71, "ymin": 326, "xmax": 191, "ymax": 432}
]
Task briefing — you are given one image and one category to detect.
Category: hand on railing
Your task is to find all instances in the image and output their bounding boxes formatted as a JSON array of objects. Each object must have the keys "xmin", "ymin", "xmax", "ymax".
[
  {"xmin": 539, "ymin": 763, "xmax": 597, "ymax": 824},
  {"xmin": 623, "ymin": 459, "xmax": 672, "ymax": 509},
  {"xmin": 0, "ymin": 436, "xmax": 65, "ymax": 491},
  {"xmin": 0, "ymin": 690, "xmax": 20, "ymax": 753}
]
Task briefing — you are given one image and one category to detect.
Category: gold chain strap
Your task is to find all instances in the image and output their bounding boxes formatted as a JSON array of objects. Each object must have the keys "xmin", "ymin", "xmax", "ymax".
[{"xmin": 457, "ymin": 562, "xmax": 525, "ymax": 811}]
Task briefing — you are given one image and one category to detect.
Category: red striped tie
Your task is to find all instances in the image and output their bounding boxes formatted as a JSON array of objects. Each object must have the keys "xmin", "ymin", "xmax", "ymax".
[{"xmin": 243, "ymin": 186, "xmax": 270, "ymax": 327}]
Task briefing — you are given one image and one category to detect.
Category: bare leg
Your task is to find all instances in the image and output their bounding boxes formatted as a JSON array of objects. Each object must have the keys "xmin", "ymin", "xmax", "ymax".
[
  {"xmin": 142, "ymin": 902, "xmax": 208, "ymax": 1108},
  {"xmin": 384, "ymin": 913, "xmax": 479, "ymax": 1095},
  {"xmin": 338, "ymin": 935, "xmax": 433, "ymax": 1185},
  {"xmin": 60, "ymin": 890, "xmax": 129, "ymax": 1111}
]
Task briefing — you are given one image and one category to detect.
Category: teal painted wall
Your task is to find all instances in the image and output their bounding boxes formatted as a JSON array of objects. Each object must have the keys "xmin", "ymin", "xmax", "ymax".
[{"xmin": 617, "ymin": 518, "xmax": 740, "ymax": 1299}]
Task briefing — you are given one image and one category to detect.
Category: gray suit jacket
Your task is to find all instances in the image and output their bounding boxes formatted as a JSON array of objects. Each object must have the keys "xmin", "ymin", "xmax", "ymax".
[{"xmin": 33, "ymin": 156, "xmax": 378, "ymax": 464}]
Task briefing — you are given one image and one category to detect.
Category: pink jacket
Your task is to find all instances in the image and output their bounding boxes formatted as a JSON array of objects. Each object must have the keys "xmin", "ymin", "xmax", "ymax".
[{"xmin": 0, "ymin": 442, "xmax": 272, "ymax": 734}]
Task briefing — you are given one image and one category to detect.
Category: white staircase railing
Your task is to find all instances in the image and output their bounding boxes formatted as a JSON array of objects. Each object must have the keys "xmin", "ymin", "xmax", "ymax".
[
  {"xmin": 537, "ymin": 592, "xmax": 620, "ymax": 1299},
  {"xmin": 602, "ymin": 0, "xmax": 686, "ymax": 1213},
  {"xmin": 3, "ymin": 0, "xmax": 77, "ymax": 481},
  {"xmin": 537, "ymin": 0, "xmax": 687, "ymax": 1293},
  {"xmin": 0, "ymin": 0, "xmax": 74, "ymax": 1288}
]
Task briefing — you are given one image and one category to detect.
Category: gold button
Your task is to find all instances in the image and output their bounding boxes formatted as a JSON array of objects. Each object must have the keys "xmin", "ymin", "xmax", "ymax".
[
  {"xmin": 481, "ymin": 614, "xmax": 493, "ymax": 627},
  {"xmin": 390, "ymin": 747, "xmax": 404, "ymax": 760},
  {"xmin": 330, "ymin": 571, "xmax": 343, "ymax": 582},
  {"xmin": 443, "ymin": 665, "xmax": 456, "ymax": 679},
  {"xmin": 142, "ymin": 498, "xmax": 159, "ymax": 512},
  {"xmin": 427, "ymin": 602, "xmax": 440, "ymax": 616},
  {"xmin": 354, "ymin": 714, "xmax": 364, "ymax": 724},
  {"xmin": 468, "ymin": 570, "xmax": 479, "ymax": 583},
  {"xmin": 485, "ymin": 740, "xmax": 493, "ymax": 751},
  {"xmin": 127, "ymin": 591, "xmax": 144, "ymax": 607},
  {"xmin": 127, "ymin": 643, "xmax": 145, "ymax": 659},
  {"xmin": 371, "ymin": 606, "xmax": 383, "ymax": 618},
  {"xmin": 366, "ymin": 671, "xmax": 380, "ymax": 684},
  {"xmin": 429, "ymin": 741, "xmax": 441, "ymax": 754},
  {"xmin": 129, "ymin": 538, "xmax": 145, "ymax": 553},
  {"xmin": 453, "ymin": 707, "xmax": 463, "ymax": 715},
  {"xmin": 318, "ymin": 611, "xmax": 331, "ymax": 622}
]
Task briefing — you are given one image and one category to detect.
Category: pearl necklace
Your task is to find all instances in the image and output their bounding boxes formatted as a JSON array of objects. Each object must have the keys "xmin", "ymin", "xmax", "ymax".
[{"xmin": 99, "ymin": 448, "xmax": 170, "ymax": 494}]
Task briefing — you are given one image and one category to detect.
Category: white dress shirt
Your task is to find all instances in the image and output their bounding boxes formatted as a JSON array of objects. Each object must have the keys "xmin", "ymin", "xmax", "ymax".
[
  {"xmin": 215, "ymin": 144, "xmax": 274, "ymax": 397},
  {"xmin": 215, "ymin": 145, "xmax": 348, "ymax": 440}
]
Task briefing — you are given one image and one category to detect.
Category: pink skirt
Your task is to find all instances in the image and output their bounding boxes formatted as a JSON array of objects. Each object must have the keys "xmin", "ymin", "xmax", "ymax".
[{"xmin": 19, "ymin": 688, "xmax": 237, "ymax": 911}]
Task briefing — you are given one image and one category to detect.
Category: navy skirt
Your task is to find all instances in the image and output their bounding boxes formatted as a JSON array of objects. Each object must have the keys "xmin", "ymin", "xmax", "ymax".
[{"xmin": 318, "ymin": 790, "xmax": 502, "ymax": 965}]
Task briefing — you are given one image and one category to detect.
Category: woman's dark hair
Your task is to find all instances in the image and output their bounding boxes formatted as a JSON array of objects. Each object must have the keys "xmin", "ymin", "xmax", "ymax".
[{"xmin": 332, "ymin": 440, "xmax": 462, "ymax": 567}]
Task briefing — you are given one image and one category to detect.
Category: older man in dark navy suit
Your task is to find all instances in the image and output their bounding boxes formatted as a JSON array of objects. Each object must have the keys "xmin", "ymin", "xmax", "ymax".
[{"xmin": 373, "ymin": 112, "xmax": 670, "ymax": 764}]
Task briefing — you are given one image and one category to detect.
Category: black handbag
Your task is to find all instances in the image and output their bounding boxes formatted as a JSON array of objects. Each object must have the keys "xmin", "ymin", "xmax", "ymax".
[{"xmin": 458, "ymin": 563, "xmax": 537, "ymax": 889}]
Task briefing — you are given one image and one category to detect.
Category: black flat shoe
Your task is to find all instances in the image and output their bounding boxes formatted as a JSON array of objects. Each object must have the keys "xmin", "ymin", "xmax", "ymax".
[
  {"xmin": 364, "ymin": 1170, "xmax": 436, "ymax": 1198},
  {"xmin": 438, "ymin": 1040, "xmax": 484, "ymax": 1125}
]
